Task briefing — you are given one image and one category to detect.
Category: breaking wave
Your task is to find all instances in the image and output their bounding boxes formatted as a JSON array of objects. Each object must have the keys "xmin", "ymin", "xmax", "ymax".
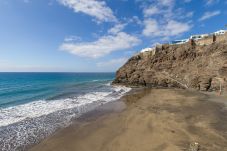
[{"xmin": 0, "ymin": 85, "xmax": 131, "ymax": 151}]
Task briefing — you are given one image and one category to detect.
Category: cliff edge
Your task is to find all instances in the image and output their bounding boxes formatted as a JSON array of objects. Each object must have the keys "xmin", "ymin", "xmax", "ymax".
[{"xmin": 113, "ymin": 40, "xmax": 227, "ymax": 91}]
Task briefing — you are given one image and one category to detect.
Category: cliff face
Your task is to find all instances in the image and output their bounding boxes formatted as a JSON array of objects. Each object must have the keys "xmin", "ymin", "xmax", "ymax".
[{"xmin": 113, "ymin": 40, "xmax": 227, "ymax": 91}]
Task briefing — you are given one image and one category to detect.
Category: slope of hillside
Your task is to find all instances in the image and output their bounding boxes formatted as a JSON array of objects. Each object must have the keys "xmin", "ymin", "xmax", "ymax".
[{"xmin": 113, "ymin": 40, "xmax": 227, "ymax": 91}]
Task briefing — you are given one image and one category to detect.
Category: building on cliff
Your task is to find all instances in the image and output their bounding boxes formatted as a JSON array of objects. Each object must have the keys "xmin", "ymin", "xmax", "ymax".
[
  {"xmin": 140, "ymin": 30, "xmax": 227, "ymax": 55},
  {"xmin": 140, "ymin": 47, "xmax": 156, "ymax": 56},
  {"xmin": 113, "ymin": 38, "xmax": 227, "ymax": 92},
  {"xmin": 190, "ymin": 34, "xmax": 209, "ymax": 41},
  {"xmin": 140, "ymin": 47, "xmax": 155, "ymax": 53},
  {"xmin": 214, "ymin": 30, "xmax": 227, "ymax": 35},
  {"xmin": 170, "ymin": 39, "xmax": 189, "ymax": 45}
]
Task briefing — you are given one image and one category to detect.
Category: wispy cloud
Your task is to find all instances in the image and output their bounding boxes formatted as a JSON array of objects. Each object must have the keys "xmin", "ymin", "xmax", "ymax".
[
  {"xmin": 124, "ymin": 16, "xmax": 143, "ymax": 26},
  {"xmin": 64, "ymin": 35, "xmax": 81, "ymax": 42},
  {"xmin": 186, "ymin": 11, "xmax": 194, "ymax": 18},
  {"xmin": 205, "ymin": 0, "xmax": 219, "ymax": 5},
  {"xmin": 143, "ymin": 6, "xmax": 160, "ymax": 17},
  {"xmin": 199, "ymin": 10, "xmax": 221, "ymax": 21},
  {"xmin": 158, "ymin": 0, "xmax": 175, "ymax": 6},
  {"xmin": 58, "ymin": 0, "xmax": 141, "ymax": 60},
  {"xmin": 108, "ymin": 23, "xmax": 126, "ymax": 35},
  {"xmin": 140, "ymin": 0, "xmax": 192, "ymax": 38},
  {"xmin": 60, "ymin": 29, "xmax": 141, "ymax": 58},
  {"xmin": 58, "ymin": 0, "xmax": 117, "ymax": 23},
  {"xmin": 143, "ymin": 19, "xmax": 191, "ymax": 37}
]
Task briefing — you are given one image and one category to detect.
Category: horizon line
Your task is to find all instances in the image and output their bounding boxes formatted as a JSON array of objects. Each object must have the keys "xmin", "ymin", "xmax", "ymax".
[{"xmin": 0, "ymin": 71, "xmax": 116, "ymax": 73}]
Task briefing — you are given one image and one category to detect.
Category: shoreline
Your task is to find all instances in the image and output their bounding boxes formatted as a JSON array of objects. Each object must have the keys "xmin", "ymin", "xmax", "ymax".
[
  {"xmin": 29, "ymin": 88, "xmax": 227, "ymax": 151},
  {"xmin": 0, "ymin": 82, "xmax": 131, "ymax": 151},
  {"xmin": 27, "ymin": 88, "xmax": 145, "ymax": 150}
]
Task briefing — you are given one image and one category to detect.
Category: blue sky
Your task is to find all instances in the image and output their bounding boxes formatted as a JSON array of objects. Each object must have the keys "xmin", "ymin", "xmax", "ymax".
[{"xmin": 0, "ymin": 0, "xmax": 227, "ymax": 72}]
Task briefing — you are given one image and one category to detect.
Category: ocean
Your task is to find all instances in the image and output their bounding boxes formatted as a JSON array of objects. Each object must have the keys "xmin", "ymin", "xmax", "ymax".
[{"xmin": 0, "ymin": 72, "xmax": 131, "ymax": 151}]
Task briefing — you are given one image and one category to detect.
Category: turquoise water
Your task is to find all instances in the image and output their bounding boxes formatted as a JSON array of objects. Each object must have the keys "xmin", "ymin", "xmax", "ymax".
[
  {"xmin": 0, "ymin": 72, "xmax": 114, "ymax": 108},
  {"xmin": 0, "ymin": 72, "xmax": 131, "ymax": 151}
]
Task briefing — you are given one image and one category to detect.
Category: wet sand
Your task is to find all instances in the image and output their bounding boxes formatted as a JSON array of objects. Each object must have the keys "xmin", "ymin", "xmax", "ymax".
[{"xmin": 30, "ymin": 89, "xmax": 227, "ymax": 151}]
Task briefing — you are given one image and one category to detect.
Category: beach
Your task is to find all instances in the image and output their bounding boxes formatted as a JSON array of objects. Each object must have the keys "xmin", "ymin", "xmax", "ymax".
[
  {"xmin": 0, "ymin": 73, "xmax": 132, "ymax": 151},
  {"xmin": 29, "ymin": 88, "xmax": 227, "ymax": 151},
  {"xmin": 2, "ymin": 1, "xmax": 227, "ymax": 151}
]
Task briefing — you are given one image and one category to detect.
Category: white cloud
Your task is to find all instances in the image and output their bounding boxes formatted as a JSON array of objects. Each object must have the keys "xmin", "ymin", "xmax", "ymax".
[
  {"xmin": 60, "ymin": 32, "xmax": 141, "ymax": 58},
  {"xmin": 97, "ymin": 57, "xmax": 128, "ymax": 68},
  {"xmin": 64, "ymin": 35, "xmax": 81, "ymax": 42},
  {"xmin": 58, "ymin": 0, "xmax": 117, "ymax": 22},
  {"xmin": 143, "ymin": 6, "xmax": 160, "ymax": 17},
  {"xmin": 136, "ymin": 0, "xmax": 175, "ymax": 7},
  {"xmin": 143, "ymin": 19, "xmax": 191, "ymax": 37},
  {"xmin": 166, "ymin": 20, "xmax": 191, "ymax": 36},
  {"xmin": 205, "ymin": 0, "xmax": 219, "ymax": 5},
  {"xmin": 140, "ymin": 0, "xmax": 192, "ymax": 38},
  {"xmin": 143, "ymin": 19, "xmax": 159, "ymax": 36},
  {"xmin": 199, "ymin": 10, "xmax": 221, "ymax": 21},
  {"xmin": 127, "ymin": 16, "xmax": 143, "ymax": 25},
  {"xmin": 158, "ymin": 0, "xmax": 175, "ymax": 6},
  {"xmin": 186, "ymin": 11, "xmax": 194, "ymax": 18},
  {"xmin": 108, "ymin": 23, "xmax": 126, "ymax": 35}
]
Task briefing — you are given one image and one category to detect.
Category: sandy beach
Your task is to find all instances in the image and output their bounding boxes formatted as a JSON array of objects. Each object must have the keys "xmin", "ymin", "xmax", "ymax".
[{"xmin": 29, "ymin": 89, "xmax": 227, "ymax": 151}]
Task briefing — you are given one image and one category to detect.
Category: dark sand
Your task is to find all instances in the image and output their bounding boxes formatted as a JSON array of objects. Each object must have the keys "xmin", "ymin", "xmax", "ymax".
[{"xmin": 30, "ymin": 89, "xmax": 227, "ymax": 151}]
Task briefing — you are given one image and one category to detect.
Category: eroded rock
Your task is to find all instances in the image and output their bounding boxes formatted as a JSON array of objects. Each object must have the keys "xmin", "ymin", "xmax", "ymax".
[{"xmin": 113, "ymin": 41, "xmax": 227, "ymax": 91}]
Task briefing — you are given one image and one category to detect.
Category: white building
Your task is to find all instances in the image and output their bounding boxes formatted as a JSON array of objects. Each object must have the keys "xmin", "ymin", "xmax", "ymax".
[
  {"xmin": 140, "ymin": 47, "xmax": 156, "ymax": 56},
  {"xmin": 140, "ymin": 47, "xmax": 155, "ymax": 53},
  {"xmin": 170, "ymin": 39, "xmax": 189, "ymax": 45},
  {"xmin": 190, "ymin": 34, "xmax": 209, "ymax": 40},
  {"xmin": 214, "ymin": 30, "xmax": 227, "ymax": 35}
]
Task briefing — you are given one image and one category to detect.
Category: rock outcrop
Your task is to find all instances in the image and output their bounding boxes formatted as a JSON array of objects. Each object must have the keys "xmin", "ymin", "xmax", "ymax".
[{"xmin": 113, "ymin": 40, "xmax": 227, "ymax": 91}]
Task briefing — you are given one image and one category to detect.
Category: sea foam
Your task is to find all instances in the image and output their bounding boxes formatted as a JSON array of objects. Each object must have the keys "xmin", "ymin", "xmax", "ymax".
[{"xmin": 0, "ymin": 85, "xmax": 131, "ymax": 151}]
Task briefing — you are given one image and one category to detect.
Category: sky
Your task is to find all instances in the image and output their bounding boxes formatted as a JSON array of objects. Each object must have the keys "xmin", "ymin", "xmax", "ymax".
[{"xmin": 0, "ymin": 0, "xmax": 227, "ymax": 72}]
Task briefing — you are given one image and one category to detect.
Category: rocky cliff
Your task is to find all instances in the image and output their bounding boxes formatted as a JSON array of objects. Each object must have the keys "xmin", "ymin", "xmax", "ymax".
[{"xmin": 113, "ymin": 40, "xmax": 227, "ymax": 91}]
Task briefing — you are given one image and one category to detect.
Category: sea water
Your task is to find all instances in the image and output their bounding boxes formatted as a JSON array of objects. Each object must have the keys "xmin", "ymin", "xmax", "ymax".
[{"xmin": 0, "ymin": 72, "xmax": 131, "ymax": 151}]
